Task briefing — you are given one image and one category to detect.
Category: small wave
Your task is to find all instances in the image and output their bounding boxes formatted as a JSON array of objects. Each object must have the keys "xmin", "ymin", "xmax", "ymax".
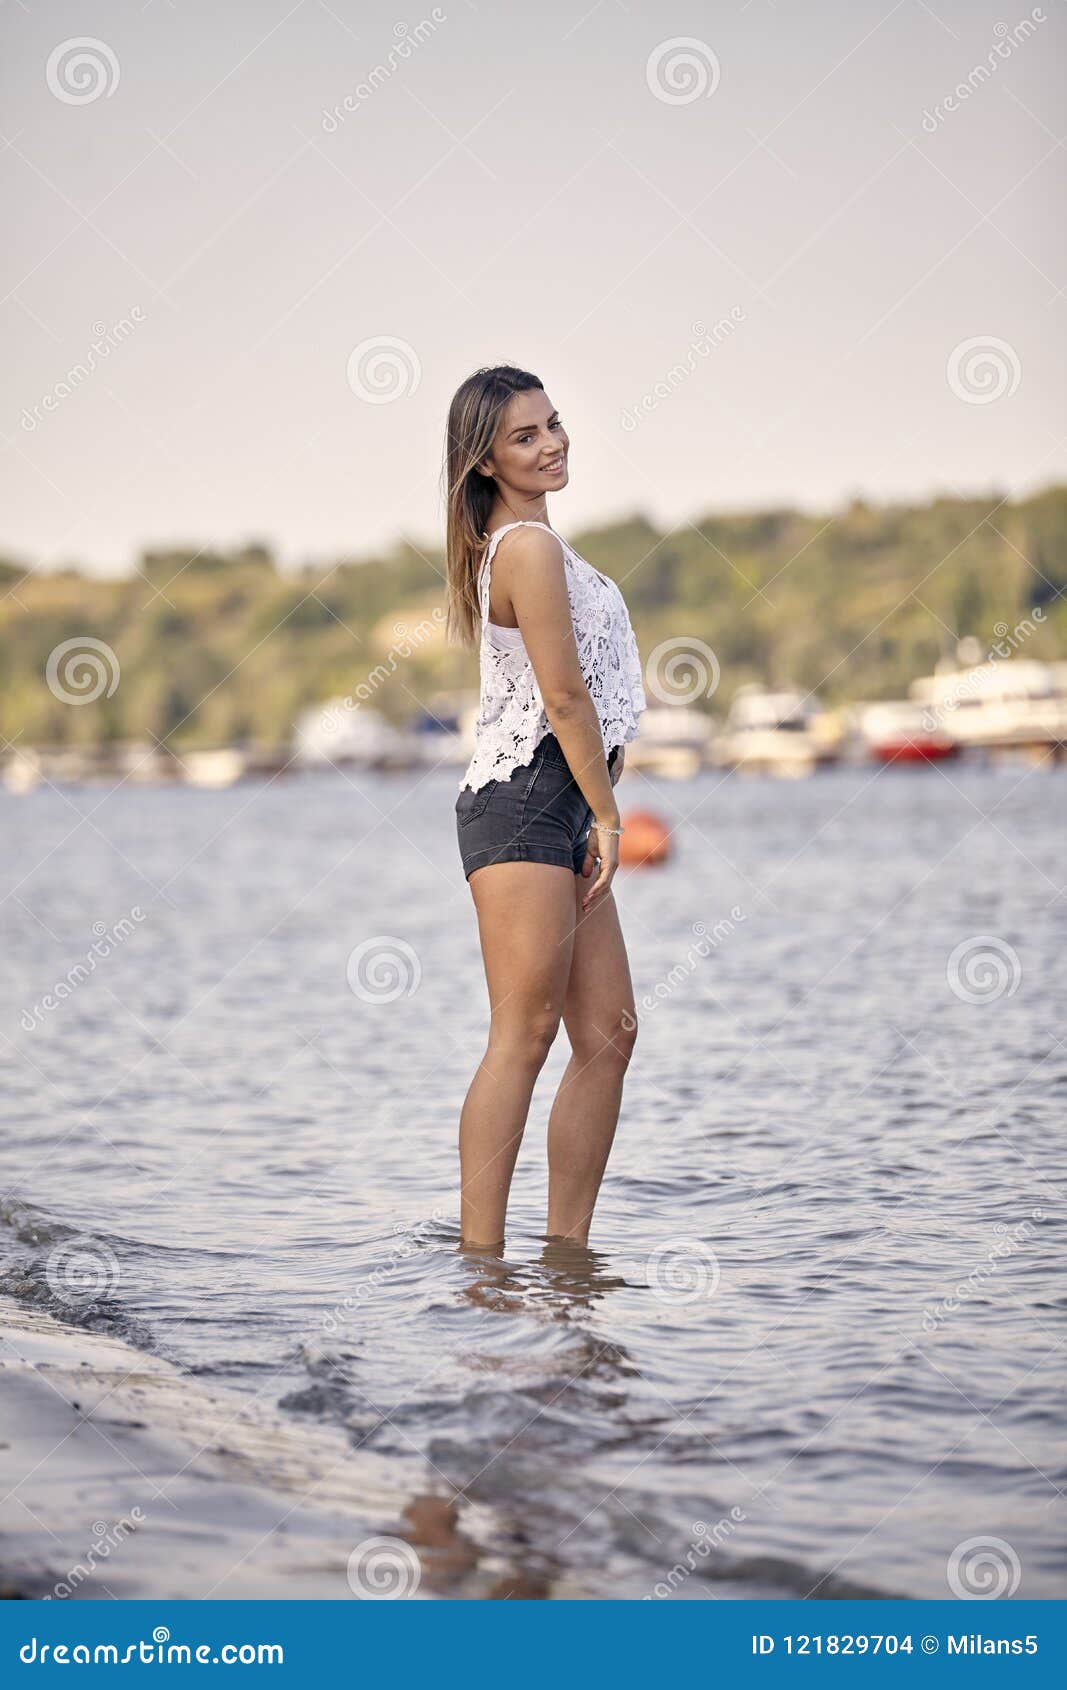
[
  {"xmin": 0, "ymin": 1195, "xmax": 77, "ymax": 1249},
  {"xmin": 0, "ymin": 1196, "xmax": 155, "ymax": 1352},
  {"xmin": 0, "ymin": 1261, "xmax": 155, "ymax": 1351}
]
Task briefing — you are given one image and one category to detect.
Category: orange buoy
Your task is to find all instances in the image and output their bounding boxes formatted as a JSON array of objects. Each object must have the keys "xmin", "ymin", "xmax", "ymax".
[{"xmin": 618, "ymin": 809, "xmax": 672, "ymax": 867}]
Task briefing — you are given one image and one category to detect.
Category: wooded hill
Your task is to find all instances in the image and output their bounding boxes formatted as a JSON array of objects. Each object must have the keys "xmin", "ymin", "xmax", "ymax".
[{"xmin": 2, "ymin": 484, "xmax": 1063, "ymax": 748}]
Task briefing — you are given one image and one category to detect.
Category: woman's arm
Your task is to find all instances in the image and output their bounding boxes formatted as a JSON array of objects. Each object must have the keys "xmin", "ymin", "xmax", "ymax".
[
  {"xmin": 495, "ymin": 527, "xmax": 620, "ymax": 906},
  {"xmin": 495, "ymin": 528, "xmax": 617, "ymax": 817}
]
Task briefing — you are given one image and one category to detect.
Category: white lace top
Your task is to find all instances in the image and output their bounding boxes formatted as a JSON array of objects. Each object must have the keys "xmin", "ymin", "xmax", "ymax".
[{"xmin": 459, "ymin": 520, "xmax": 647, "ymax": 792}]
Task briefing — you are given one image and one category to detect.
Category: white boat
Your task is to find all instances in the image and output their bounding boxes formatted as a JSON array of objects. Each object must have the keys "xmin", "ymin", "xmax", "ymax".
[
  {"xmin": 181, "ymin": 747, "xmax": 247, "ymax": 788},
  {"xmin": 713, "ymin": 686, "xmax": 840, "ymax": 777},
  {"xmin": 623, "ymin": 706, "xmax": 713, "ymax": 778},
  {"xmin": 909, "ymin": 658, "xmax": 1067, "ymax": 756},
  {"xmin": 117, "ymin": 742, "xmax": 176, "ymax": 784},
  {"xmin": 293, "ymin": 701, "xmax": 407, "ymax": 768},
  {"xmin": 2, "ymin": 751, "xmax": 43, "ymax": 794}
]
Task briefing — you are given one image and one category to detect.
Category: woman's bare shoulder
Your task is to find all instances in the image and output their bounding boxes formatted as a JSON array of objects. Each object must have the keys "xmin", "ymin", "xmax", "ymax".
[{"xmin": 492, "ymin": 522, "xmax": 567, "ymax": 579}]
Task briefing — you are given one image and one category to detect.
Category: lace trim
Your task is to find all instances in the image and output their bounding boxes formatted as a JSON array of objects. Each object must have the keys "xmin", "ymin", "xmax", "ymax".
[{"xmin": 458, "ymin": 520, "xmax": 646, "ymax": 792}]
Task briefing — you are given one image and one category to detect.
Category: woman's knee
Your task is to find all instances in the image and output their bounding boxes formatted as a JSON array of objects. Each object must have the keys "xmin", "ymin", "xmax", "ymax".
[
  {"xmin": 572, "ymin": 1007, "xmax": 638, "ymax": 1067},
  {"xmin": 488, "ymin": 1007, "xmax": 562, "ymax": 1072}
]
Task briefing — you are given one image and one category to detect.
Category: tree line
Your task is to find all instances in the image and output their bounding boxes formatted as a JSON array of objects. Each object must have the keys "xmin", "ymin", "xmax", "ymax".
[{"xmin": 2, "ymin": 484, "xmax": 1063, "ymax": 748}]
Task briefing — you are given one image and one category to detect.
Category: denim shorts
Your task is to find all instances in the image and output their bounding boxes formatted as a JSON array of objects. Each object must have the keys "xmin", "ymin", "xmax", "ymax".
[{"xmin": 455, "ymin": 734, "xmax": 620, "ymax": 881}]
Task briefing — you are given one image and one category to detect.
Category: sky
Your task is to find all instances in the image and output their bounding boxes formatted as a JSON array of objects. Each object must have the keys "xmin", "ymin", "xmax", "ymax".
[{"xmin": 2, "ymin": 0, "xmax": 1064, "ymax": 576}]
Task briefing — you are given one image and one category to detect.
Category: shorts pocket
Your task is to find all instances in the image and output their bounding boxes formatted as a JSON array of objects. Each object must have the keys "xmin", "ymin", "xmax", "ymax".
[
  {"xmin": 456, "ymin": 780, "xmax": 497, "ymax": 824},
  {"xmin": 528, "ymin": 756, "xmax": 580, "ymax": 814}
]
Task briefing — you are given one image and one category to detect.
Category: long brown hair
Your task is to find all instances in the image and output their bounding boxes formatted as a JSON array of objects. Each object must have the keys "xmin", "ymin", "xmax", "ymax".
[{"xmin": 442, "ymin": 364, "xmax": 544, "ymax": 646}]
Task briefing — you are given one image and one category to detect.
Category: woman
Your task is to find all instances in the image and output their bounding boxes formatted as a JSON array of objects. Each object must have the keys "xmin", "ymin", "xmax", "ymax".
[{"xmin": 444, "ymin": 365, "xmax": 646, "ymax": 1250}]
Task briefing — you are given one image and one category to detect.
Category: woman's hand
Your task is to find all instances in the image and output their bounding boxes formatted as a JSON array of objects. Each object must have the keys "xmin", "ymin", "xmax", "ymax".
[{"xmin": 579, "ymin": 821, "xmax": 620, "ymax": 911}]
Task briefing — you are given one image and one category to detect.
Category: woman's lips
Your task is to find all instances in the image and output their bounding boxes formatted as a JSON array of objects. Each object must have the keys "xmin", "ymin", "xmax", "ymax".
[{"xmin": 539, "ymin": 457, "xmax": 565, "ymax": 473}]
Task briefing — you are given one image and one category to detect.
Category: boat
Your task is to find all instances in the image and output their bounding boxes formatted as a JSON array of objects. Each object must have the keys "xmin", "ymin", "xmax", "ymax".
[
  {"xmin": 621, "ymin": 706, "xmax": 712, "ymax": 779},
  {"xmin": 292, "ymin": 701, "xmax": 408, "ymax": 769},
  {"xmin": 712, "ymin": 686, "xmax": 840, "ymax": 777},
  {"xmin": 2, "ymin": 750, "xmax": 43, "ymax": 795},
  {"xmin": 856, "ymin": 700, "xmax": 958, "ymax": 763},
  {"xmin": 116, "ymin": 742, "xmax": 177, "ymax": 784},
  {"xmin": 181, "ymin": 747, "xmax": 248, "ymax": 788},
  {"xmin": 408, "ymin": 695, "xmax": 473, "ymax": 768},
  {"xmin": 909, "ymin": 657, "xmax": 1067, "ymax": 760}
]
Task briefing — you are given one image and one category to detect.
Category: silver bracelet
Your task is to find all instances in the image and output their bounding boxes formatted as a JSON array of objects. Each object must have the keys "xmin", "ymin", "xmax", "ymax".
[{"xmin": 593, "ymin": 820, "xmax": 625, "ymax": 837}]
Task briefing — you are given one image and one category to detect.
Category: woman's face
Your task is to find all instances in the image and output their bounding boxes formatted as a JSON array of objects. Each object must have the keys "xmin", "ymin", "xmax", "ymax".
[{"xmin": 480, "ymin": 389, "xmax": 569, "ymax": 496}]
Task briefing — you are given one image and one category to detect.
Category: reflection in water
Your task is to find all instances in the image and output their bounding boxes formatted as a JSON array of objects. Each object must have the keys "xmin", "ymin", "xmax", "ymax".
[
  {"xmin": 458, "ymin": 1236, "xmax": 629, "ymax": 1316},
  {"xmin": 392, "ymin": 1244, "xmax": 636, "ymax": 1595}
]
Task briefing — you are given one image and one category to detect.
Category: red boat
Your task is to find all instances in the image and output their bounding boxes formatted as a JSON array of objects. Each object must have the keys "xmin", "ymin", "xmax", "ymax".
[{"xmin": 859, "ymin": 702, "xmax": 959, "ymax": 763}]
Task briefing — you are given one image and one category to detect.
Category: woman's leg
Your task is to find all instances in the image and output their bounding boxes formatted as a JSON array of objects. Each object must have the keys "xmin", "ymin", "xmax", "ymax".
[
  {"xmin": 546, "ymin": 884, "xmax": 638, "ymax": 1244},
  {"xmin": 460, "ymin": 861, "xmax": 578, "ymax": 1247}
]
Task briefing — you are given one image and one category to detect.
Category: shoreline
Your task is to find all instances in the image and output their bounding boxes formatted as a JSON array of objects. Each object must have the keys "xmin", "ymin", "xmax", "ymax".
[{"xmin": 0, "ymin": 1295, "xmax": 511, "ymax": 1601}]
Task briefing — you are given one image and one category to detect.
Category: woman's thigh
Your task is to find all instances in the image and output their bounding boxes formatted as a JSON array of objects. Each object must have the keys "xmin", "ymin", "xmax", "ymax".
[{"xmin": 470, "ymin": 861, "xmax": 578, "ymax": 1035}]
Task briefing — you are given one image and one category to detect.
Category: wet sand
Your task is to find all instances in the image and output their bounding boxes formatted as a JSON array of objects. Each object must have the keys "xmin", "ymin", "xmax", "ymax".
[{"xmin": 0, "ymin": 1295, "xmax": 526, "ymax": 1601}]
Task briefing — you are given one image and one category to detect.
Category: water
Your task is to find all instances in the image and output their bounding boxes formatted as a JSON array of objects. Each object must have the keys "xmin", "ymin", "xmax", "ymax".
[{"xmin": 2, "ymin": 760, "xmax": 1064, "ymax": 1599}]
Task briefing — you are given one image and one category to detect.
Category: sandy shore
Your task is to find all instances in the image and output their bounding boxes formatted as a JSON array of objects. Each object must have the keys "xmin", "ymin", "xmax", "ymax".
[{"xmin": 0, "ymin": 1295, "xmax": 532, "ymax": 1600}]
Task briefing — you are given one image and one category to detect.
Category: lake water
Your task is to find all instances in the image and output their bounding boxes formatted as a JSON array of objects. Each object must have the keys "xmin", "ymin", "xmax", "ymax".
[{"xmin": 2, "ymin": 759, "xmax": 1064, "ymax": 1599}]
